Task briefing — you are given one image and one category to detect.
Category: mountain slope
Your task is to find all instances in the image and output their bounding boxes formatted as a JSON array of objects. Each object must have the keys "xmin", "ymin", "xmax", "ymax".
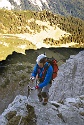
[
  {"xmin": 0, "ymin": 48, "xmax": 83, "ymax": 114},
  {"xmin": 0, "ymin": 0, "xmax": 84, "ymax": 20},
  {"xmin": 0, "ymin": 9, "xmax": 84, "ymax": 60},
  {"xmin": 0, "ymin": 50, "xmax": 84, "ymax": 125}
]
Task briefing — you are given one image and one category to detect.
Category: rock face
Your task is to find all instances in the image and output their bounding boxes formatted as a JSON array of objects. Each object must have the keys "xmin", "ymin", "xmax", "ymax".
[
  {"xmin": 49, "ymin": 50, "xmax": 84, "ymax": 125},
  {"xmin": 50, "ymin": 50, "xmax": 84, "ymax": 101},
  {"xmin": 0, "ymin": 95, "xmax": 37, "ymax": 125},
  {"xmin": 0, "ymin": 51, "xmax": 84, "ymax": 125}
]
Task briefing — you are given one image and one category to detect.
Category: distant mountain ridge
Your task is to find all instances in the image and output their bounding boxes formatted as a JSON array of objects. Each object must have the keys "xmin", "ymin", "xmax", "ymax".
[{"xmin": 0, "ymin": 0, "xmax": 84, "ymax": 20}]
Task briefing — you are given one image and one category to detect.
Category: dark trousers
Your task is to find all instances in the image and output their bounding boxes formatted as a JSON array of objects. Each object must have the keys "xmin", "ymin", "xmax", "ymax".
[{"xmin": 37, "ymin": 83, "xmax": 51, "ymax": 99}]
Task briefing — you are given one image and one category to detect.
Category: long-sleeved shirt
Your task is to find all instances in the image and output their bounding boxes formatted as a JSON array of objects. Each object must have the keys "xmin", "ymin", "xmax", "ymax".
[{"xmin": 31, "ymin": 62, "xmax": 53, "ymax": 88}]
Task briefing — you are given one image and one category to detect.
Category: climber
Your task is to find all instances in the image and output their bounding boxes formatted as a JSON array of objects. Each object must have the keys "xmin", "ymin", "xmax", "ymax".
[{"xmin": 30, "ymin": 54, "xmax": 53, "ymax": 105}]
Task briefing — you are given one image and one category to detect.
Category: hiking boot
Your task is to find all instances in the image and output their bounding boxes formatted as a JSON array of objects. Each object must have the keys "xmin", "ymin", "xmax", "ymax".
[
  {"xmin": 38, "ymin": 97, "xmax": 43, "ymax": 102},
  {"xmin": 42, "ymin": 98, "xmax": 48, "ymax": 105},
  {"xmin": 38, "ymin": 95, "xmax": 43, "ymax": 102}
]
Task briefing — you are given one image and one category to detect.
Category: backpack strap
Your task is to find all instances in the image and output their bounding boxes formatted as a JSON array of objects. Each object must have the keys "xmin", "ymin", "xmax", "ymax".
[{"xmin": 39, "ymin": 63, "xmax": 50, "ymax": 82}]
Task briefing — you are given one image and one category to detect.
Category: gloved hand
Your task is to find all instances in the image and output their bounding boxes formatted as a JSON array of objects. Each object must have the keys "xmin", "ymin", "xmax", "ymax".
[
  {"xmin": 30, "ymin": 76, "xmax": 35, "ymax": 82},
  {"xmin": 35, "ymin": 85, "xmax": 39, "ymax": 89}
]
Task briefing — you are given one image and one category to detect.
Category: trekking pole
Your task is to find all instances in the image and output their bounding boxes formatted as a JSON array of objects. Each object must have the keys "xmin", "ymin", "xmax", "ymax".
[
  {"xmin": 27, "ymin": 85, "xmax": 36, "ymax": 97},
  {"xmin": 26, "ymin": 85, "xmax": 36, "ymax": 108}
]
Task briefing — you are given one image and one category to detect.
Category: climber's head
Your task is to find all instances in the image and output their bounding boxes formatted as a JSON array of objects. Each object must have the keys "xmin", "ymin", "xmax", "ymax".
[{"xmin": 36, "ymin": 54, "xmax": 47, "ymax": 68}]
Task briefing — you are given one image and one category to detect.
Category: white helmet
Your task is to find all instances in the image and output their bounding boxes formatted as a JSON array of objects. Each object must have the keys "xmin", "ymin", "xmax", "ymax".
[{"xmin": 36, "ymin": 54, "xmax": 46, "ymax": 64}]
